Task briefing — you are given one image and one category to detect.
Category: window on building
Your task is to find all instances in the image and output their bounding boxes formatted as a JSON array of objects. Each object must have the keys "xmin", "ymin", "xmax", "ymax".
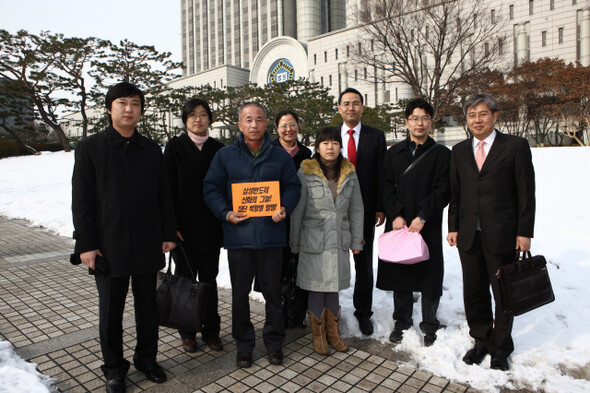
[
  {"xmin": 573, "ymin": 0, "xmax": 577, "ymax": 4},
  {"xmin": 335, "ymin": 48, "xmax": 338, "ymax": 60},
  {"xmin": 529, "ymin": 0, "xmax": 533, "ymax": 16},
  {"xmin": 324, "ymin": 51, "xmax": 327, "ymax": 62},
  {"xmin": 542, "ymin": 31, "xmax": 547, "ymax": 47},
  {"xmin": 358, "ymin": 42, "xmax": 362, "ymax": 54},
  {"xmin": 314, "ymin": 54, "xmax": 317, "ymax": 65},
  {"xmin": 221, "ymin": 79, "xmax": 223, "ymax": 88},
  {"xmin": 550, "ymin": 0, "xmax": 554, "ymax": 10},
  {"xmin": 384, "ymin": 90, "xmax": 390, "ymax": 103},
  {"xmin": 364, "ymin": 67, "xmax": 367, "ymax": 79},
  {"xmin": 321, "ymin": 76, "xmax": 324, "ymax": 85},
  {"xmin": 329, "ymin": 75, "xmax": 332, "ymax": 86},
  {"xmin": 559, "ymin": 27, "xmax": 564, "ymax": 44},
  {"xmin": 509, "ymin": 5, "xmax": 514, "ymax": 20},
  {"xmin": 346, "ymin": 45, "xmax": 350, "ymax": 57},
  {"xmin": 491, "ymin": 9, "xmax": 496, "ymax": 23},
  {"xmin": 354, "ymin": 69, "xmax": 358, "ymax": 81},
  {"xmin": 371, "ymin": 40, "xmax": 374, "ymax": 51},
  {"xmin": 498, "ymin": 37, "xmax": 504, "ymax": 55},
  {"xmin": 364, "ymin": 94, "xmax": 368, "ymax": 104},
  {"xmin": 485, "ymin": 42, "xmax": 490, "ymax": 56}
]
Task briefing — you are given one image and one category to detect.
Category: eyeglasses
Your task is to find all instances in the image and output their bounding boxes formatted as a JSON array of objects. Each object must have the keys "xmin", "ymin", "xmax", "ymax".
[
  {"xmin": 340, "ymin": 101, "xmax": 362, "ymax": 108},
  {"xmin": 278, "ymin": 122, "xmax": 298, "ymax": 129},
  {"xmin": 408, "ymin": 116, "xmax": 432, "ymax": 123}
]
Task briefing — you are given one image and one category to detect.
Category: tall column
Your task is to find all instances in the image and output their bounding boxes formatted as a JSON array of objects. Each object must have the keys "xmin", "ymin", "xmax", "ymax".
[
  {"xmin": 338, "ymin": 63, "xmax": 348, "ymax": 92},
  {"xmin": 516, "ymin": 23, "xmax": 528, "ymax": 66},
  {"xmin": 297, "ymin": 0, "xmax": 321, "ymax": 42},
  {"xmin": 329, "ymin": 0, "xmax": 346, "ymax": 31},
  {"xmin": 581, "ymin": 8, "xmax": 590, "ymax": 67}
]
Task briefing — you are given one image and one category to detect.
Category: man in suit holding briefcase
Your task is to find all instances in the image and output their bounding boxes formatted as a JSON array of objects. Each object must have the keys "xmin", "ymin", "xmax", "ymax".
[{"xmin": 447, "ymin": 93, "xmax": 536, "ymax": 371}]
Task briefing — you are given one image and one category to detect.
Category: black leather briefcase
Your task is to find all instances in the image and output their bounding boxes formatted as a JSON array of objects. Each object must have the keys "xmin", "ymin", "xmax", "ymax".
[{"xmin": 496, "ymin": 251, "xmax": 555, "ymax": 316}]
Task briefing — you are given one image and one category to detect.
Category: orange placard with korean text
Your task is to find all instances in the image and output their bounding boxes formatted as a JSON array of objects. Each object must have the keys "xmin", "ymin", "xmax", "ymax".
[{"xmin": 231, "ymin": 181, "xmax": 281, "ymax": 217}]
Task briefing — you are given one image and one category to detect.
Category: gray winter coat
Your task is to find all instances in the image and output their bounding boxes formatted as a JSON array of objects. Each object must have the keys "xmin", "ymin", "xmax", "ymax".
[{"xmin": 290, "ymin": 158, "xmax": 364, "ymax": 292}]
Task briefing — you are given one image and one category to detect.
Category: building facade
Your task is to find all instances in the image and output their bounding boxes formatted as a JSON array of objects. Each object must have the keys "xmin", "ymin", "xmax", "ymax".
[{"xmin": 179, "ymin": 0, "xmax": 590, "ymax": 103}]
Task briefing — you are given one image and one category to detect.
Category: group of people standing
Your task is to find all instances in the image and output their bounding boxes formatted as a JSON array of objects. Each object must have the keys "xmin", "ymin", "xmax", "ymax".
[{"xmin": 72, "ymin": 82, "xmax": 535, "ymax": 393}]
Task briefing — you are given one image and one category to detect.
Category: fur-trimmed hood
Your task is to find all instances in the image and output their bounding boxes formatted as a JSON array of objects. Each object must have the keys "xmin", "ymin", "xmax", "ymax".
[{"xmin": 300, "ymin": 157, "xmax": 356, "ymax": 193}]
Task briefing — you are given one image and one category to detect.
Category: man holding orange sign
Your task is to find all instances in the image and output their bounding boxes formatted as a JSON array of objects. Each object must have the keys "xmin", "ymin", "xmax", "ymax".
[{"xmin": 204, "ymin": 102, "xmax": 300, "ymax": 368}]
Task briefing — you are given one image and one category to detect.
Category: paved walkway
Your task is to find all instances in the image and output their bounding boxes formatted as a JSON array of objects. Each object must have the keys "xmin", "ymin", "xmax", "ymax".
[{"xmin": 0, "ymin": 216, "xmax": 478, "ymax": 393}]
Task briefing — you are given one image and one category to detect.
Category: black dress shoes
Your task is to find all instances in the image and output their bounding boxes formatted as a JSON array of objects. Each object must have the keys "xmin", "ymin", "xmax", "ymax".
[
  {"xmin": 357, "ymin": 316, "xmax": 374, "ymax": 335},
  {"xmin": 462, "ymin": 347, "xmax": 488, "ymax": 365},
  {"xmin": 268, "ymin": 350, "xmax": 284, "ymax": 365},
  {"xmin": 142, "ymin": 365, "xmax": 167, "ymax": 383},
  {"xmin": 490, "ymin": 355, "xmax": 510, "ymax": 371},
  {"xmin": 236, "ymin": 352, "xmax": 253, "ymax": 368},
  {"xmin": 106, "ymin": 377, "xmax": 125, "ymax": 393},
  {"xmin": 182, "ymin": 338, "xmax": 198, "ymax": 353},
  {"xmin": 204, "ymin": 337, "xmax": 224, "ymax": 352},
  {"xmin": 424, "ymin": 333, "xmax": 437, "ymax": 347},
  {"xmin": 389, "ymin": 329, "xmax": 404, "ymax": 343}
]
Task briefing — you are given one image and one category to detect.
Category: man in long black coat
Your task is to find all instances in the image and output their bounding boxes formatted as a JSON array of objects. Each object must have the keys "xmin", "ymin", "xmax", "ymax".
[
  {"xmin": 377, "ymin": 98, "xmax": 450, "ymax": 347},
  {"xmin": 72, "ymin": 82, "xmax": 177, "ymax": 393}
]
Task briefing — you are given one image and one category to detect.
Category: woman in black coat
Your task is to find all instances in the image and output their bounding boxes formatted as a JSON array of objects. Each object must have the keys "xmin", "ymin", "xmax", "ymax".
[
  {"xmin": 163, "ymin": 98, "xmax": 225, "ymax": 352},
  {"xmin": 271, "ymin": 109, "xmax": 312, "ymax": 328}
]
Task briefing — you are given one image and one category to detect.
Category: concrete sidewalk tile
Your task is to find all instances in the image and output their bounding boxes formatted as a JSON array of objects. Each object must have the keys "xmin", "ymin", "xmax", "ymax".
[{"xmin": 0, "ymin": 216, "xmax": 481, "ymax": 393}]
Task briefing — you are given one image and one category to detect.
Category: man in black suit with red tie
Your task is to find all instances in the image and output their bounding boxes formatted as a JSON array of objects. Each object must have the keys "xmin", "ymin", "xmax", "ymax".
[
  {"xmin": 447, "ymin": 93, "xmax": 536, "ymax": 371},
  {"xmin": 337, "ymin": 88, "xmax": 386, "ymax": 335}
]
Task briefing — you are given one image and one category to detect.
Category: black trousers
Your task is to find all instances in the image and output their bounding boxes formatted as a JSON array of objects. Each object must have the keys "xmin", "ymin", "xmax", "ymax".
[
  {"xmin": 459, "ymin": 231, "xmax": 515, "ymax": 357},
  {"xmin": 228, "ymin": 248, "xmax": 285, "ymax": 354},
  {"xmin": 95, "ymin": 272, "xmax": 159, "ymax": 380},
  {"xmin": 174, "ymin": 247, "xmax": 221, "ymax": 341},
  {"xmin": 353, "ymin": 223, "xmax": 375, "ymax": 318},
  {"xmin": 393, "ymin": 290, "xmax": 440, "ymax": 334}
]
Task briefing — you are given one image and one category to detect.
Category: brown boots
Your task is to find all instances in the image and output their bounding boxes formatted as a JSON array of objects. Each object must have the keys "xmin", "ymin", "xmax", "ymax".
[
  {"xmin": 326, "ymin": 308, "xmax": 349, "ymax": 352},
  {"xmin": 308, "ymin": 310, "xmax": 330, "ymax": 355},
  {"xmin": 308, "ymin": 308, "xmax": 349, "ymax": 355}
]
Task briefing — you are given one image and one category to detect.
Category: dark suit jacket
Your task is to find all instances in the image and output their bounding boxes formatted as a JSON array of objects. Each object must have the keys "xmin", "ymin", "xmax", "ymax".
[
  {"xmin": 448, "ymin": 131, "xmax": 535, "ymax": 254},
  {"xmin": 346, "ymin": 124, "xmax": 387, "ymax": 223}
]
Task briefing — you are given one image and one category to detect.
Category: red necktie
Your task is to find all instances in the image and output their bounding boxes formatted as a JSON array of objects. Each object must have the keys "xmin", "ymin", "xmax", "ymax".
[{"xmin": 348, "ymin": 129, "xmax": 357, "ymax": 167}]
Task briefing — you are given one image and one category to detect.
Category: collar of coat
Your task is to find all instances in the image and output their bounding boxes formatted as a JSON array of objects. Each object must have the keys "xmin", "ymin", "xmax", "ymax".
[
  {"xmin": 300, "ymin": 157, "xmax": 356, "ymax": 193},
  {"xmin": 105, "ymin": 125, "xmax": 149, "ymax": 148}
]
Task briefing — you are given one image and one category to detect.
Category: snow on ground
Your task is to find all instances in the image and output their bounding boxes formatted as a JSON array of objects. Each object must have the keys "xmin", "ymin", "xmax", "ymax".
[{"xmin": 0, "ymin": 147, "xmax": 589, "ymax": 392}]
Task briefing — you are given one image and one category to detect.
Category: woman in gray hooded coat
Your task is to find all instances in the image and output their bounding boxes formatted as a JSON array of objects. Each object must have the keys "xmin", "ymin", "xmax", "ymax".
[{"xmin": 290, "ymin": 127, "xmax": 364, "ymax": 355}]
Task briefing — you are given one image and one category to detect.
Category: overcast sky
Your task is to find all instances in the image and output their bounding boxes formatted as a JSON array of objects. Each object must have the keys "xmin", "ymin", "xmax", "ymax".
[{"xmin": 0, "ymin": 0, "xmax": 182, "ymax": 62}]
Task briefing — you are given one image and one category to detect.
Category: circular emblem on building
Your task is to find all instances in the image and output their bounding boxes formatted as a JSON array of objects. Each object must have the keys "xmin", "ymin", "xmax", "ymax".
[{"xmin": 267, "ymin": 59, "xmax": 295, "ymax": 85}]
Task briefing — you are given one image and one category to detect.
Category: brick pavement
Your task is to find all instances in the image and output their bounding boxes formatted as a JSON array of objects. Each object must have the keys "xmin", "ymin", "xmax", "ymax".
[{"xmin": 0, "ymin": 216, "xmax": 478, "ymax": 393}]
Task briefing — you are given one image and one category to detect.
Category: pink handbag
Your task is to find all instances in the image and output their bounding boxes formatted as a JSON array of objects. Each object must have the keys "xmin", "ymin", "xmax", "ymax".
[{"xmin": 378, "ymin": 226, "xmax": 430, "ymax": 264}]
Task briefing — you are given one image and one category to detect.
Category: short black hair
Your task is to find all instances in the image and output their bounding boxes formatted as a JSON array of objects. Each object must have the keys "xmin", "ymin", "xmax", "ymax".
[
  {"xmin": 182, "ymin": 98, "xmax": 213, "ymax": 125},
  {"xmin": 338, "ymin": 88, "xmax": 363, "ymax": 105},
  {"xmin": 405, "ymin": 98, "xmax": 434, "ymax": 119},
  {"xmin": 313, "ymin": 126, "xmax": 344, "ymax": 180},
  {"xmin": 105, "ymin": 82, "xmax": 145, "ymax": 119},
  {"xmin": 314, "ymin": 126, "xmax": 343, "ymax": 150},
  {"xmin": 275, "ymin": 109, "xmax": 300, "ymax": 127}
]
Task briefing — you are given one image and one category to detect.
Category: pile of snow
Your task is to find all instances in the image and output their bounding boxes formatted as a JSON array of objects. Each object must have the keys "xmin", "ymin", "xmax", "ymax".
[
  {"xmin": 0, "ymin": 147, "xmax": 589, "ymax": 392},
  {"xmin": 0, "ymin": 341, "xmax": 53, "ymax": 393}
]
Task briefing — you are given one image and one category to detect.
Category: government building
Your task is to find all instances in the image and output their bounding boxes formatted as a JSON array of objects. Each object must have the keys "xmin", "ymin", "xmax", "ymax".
[{"xmin": 172, "ymin": 0, "xmax": 590, "ymax": 109}]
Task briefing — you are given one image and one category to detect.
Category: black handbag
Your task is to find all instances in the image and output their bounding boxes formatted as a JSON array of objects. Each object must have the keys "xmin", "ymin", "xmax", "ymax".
[
  {"xmin": 281, "ymin": 254, "xmax": 298, "ymax": 312},
  {"xmin": 496, "ymin": 251, "xmax": 555, "ymax": 316},
  {"xmin": 156, "ymin": 243, "xmax": 211, "ymax": 331}
]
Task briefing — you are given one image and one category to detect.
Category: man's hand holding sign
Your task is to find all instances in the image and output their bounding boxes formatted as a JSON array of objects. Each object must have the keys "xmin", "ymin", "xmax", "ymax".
[{"xmin": 230, "ymin": 181, "xmax": 285, "ymax": 224}]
